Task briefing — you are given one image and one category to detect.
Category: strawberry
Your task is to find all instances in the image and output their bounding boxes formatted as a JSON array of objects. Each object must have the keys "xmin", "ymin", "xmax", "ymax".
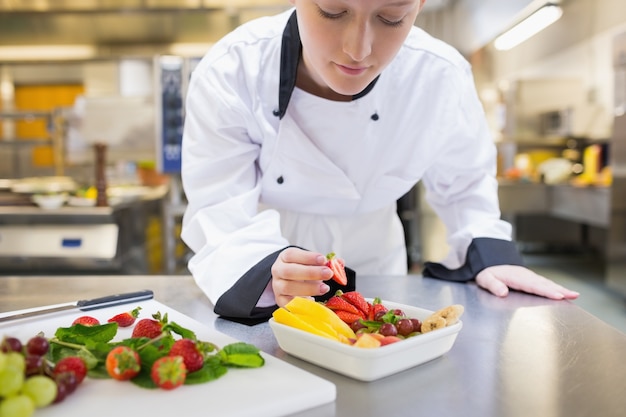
[
  {"xmin": 105, "ymin": 346, "xmax": 141, "ymax": 381},
  {"xmin": 341, "ymin": 291, "xmax": 370, "ymax": 317},
  {"xmin": 108, "ymin": 306, "xmax": 142, "ymax": 327},
  {"xmin": 368, "ymin": 302, "xmax": 388, "ymax": 321},
  {"xmin": 335, "ymin": 310, "xmax": 363, "ymax": 324},
  {"xmin": 151, "ymin": 356, "xmax": 186, "ymax": 390},
  {"xmin": 72, "ymin": 316, "xmax": 100, "ymax": 326},
  {"xmin": 54, "ymin": 356, "xmax": 88, "ymax": 384},
  {"xmin": 325, "ymin": 252, "xmax": 347, "ymax": 286},
  {"xmin": 325, "ymin": 295, "xmax": 362, "ymax": 316},
  {"xmin": 169, "ymin": 339, "xmax": 204, "ymax": 373},
  {"xmin": 131, "ymin": 312, "xmax": 167, "ymax": 339}
]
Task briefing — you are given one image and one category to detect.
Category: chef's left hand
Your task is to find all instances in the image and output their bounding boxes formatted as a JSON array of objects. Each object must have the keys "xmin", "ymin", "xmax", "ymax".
[{"xmin": 476, "ymin": 265, "xmax": 580, "ymax": 300}]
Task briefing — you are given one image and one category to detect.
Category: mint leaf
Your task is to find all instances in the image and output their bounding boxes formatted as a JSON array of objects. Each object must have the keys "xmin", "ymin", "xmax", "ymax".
[
  {"xmin": 185, "ymin": 356, "xmax": 227, "ymax": 385},
  {"xmin": 54, "ymin": 323, "xmax": 118, "ymax": 344},
  {"xmin": 218, "ymin": 343, "xmax": 265, "ymax": 368},
  {"xmin": 166, "ymin": 321, "xmax": 197, "ymax": 340}
]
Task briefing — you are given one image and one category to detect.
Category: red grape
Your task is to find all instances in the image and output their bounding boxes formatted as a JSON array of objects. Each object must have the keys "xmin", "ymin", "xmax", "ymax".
[
  {"xmin": 55, "ymin": 372, "xmax": 79, "ymax": 395},
  {"xmin": 1, "ymin": 336, "xmax": 23, "ymax": 353},
  {"xmin": 26, "ymin": 336, "xmax": 49, "ymax": 356},
  {"xmin": 396, "ymin": 319, "xmax": 414, "ymax": 336},
  {"xmin": 350, "ymin": 320, "xmax": 366, "ymax": 332},
  {"xmin": 379, "ymin": 323, "xmax": 398, "ymax": 337},
  {"xmin": 410, "ymin": 318, "xmax": 422, "ymax": 333},
  {"xmin": 24, "ymin": 354, "xmax": 45, "ymax": 376},
  {"xmin": 374, "ymin": 310, "xmax": 387, "ymax": 321}
]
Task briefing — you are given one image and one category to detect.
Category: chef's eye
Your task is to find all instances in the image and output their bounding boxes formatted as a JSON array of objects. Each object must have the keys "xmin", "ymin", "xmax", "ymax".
[
  {"xmin": 379, "ymin": 16, "xmax": 405, "ymax": 27},
  {"xmin": 317, "ymin": 7, "xmax": 345, "ymax": 20}
]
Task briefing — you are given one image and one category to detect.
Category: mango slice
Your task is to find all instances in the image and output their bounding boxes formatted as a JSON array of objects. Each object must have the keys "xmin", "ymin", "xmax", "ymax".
[
  {"xmin": 272, "ymin": 308, "xmax": 338, "ymax": 341},
  {"xmin": 284, "ymin": 297, "xmax": 357, "ymax": 340}
]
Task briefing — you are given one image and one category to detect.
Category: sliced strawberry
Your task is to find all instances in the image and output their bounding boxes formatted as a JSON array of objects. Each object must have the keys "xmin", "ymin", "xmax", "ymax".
[
  {"xmin": 334, "ymin": 310, "xmax": 363, "ymax": 325},
  {"xmin": 72, "ymin": 316, "xmax": 100, "ymax": 326},
  {"xmin": 108, "ymin": 306, "xmax": 142, "ymax": 327},
  {"xmin": 325, "ymin": 295, "xmax": 361, "ymax": 316},
  {"xmin": 368, "ymin": 302, "xmax": 388, "ymax": 321},
  {"xmin": 151, "ymin": 356, "xmax": 186, "ymax": 390},
  {"xmin": 341, "ymin": 291, "xmax": 370, "ymax": 318},
  {"xmin": 325, "ymin": 252, "xmax": 347, "ymax": 286}
]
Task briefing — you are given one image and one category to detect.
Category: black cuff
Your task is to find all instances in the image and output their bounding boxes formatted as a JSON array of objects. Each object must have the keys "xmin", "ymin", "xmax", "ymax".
[
  {"xmin": 213, "ymin": 246, "xmax": 357, "ymax": 324},
  {"xmin": 214, "ymin": 248, "xmax": 284, "ymax": 323},
  {"xmin": 422, "ymin": 237, "xmax": 524, "ymax": 282}
]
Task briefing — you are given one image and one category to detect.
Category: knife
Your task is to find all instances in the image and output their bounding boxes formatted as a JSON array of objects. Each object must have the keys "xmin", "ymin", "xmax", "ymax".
[{"xmin": 0, "ymin": 289, "xmax": 154, "ymax": 323}]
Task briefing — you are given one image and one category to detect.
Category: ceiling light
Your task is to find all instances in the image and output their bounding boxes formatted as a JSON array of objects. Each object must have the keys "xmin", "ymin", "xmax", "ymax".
[
  {"xmin": 0, "ymin": 45, "xmax": 96, "ymax": 61},
  {"xmin": 494, "ymin": 3, "xmax": 563, "ymax": 51},
  {"xmin": 169, "ymin": 43, "xmax": 213, "ymax": 57}
]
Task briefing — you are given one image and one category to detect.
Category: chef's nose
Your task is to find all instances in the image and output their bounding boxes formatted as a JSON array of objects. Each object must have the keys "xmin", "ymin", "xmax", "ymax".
[{"xmin": 342, "ymin": 19, "xmax": 372, "ymax": 62}]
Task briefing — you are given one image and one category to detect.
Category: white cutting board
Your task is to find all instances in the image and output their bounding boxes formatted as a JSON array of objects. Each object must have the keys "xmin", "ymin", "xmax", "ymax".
[{"xmin": 0, "ymin": 300, "xmax": 336, "ymax": 417}]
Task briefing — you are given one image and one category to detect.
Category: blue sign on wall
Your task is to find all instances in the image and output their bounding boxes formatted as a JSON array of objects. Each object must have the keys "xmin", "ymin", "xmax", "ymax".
[{"xmin": 158, "ymin": 57, "xmax": 184, "ymax": 173}]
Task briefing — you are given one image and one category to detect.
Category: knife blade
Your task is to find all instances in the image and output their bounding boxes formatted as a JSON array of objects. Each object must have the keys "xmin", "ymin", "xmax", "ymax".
[{"xmin": 0, "ymin": 289, "xmax": 154, "ymax": 323}]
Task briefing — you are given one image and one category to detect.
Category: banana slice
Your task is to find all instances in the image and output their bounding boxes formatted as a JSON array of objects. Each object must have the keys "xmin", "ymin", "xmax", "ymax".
[
  {"xmin": 421, "ymin": 316, "xmax": 447, "ymax": 333},
  {"xmin": 435, "ymin": 304, "xmax": 464, "ymax": 326},
  {"xmin": 421, "ymin": 304, "xmax": 464, "ymax": 333}
]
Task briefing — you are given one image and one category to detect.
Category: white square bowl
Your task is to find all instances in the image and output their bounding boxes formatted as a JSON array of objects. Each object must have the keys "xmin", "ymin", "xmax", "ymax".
[{"xmin": 269, "ymin": 300, "xmax": 463, "ymax": 381}]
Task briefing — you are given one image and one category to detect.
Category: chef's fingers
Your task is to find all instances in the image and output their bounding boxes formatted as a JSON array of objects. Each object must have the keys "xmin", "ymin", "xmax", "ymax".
[
  {"xmin": 273, "ymin": 248, "xmax": 333, "ymax": 282},
  {"xmin": 279, "ymin": 247, "xmax": 328, "ymax": 267},
  {"xmin": 272, "ymin": 278, "xmax": 330, "ymax": 308},
  {"xmin": 476, "ymin": 268, "xmax": 509, "ymax": 297},
  {"xmin": 477, "ymin": 265, "xmax": 579, "ymax": 300},
  {"xmin": 504, "ymin": 268, "xmax": 580, "ymax": 300}
]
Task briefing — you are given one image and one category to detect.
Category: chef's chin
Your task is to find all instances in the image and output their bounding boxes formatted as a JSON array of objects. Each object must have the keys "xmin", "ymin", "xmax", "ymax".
[{"xmin": 328, "ymin": 78, "xmax": 376, "ymax": 98}]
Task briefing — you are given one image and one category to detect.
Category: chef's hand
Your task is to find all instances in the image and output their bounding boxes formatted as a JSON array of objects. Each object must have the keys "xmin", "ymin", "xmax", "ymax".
[
  {"xmin": 271, "ymin": 247, "xmax": 333, "ymax": 308},
  {"xmin": 476, "ymin": 265, "xmax": 579, "ymax": 300}
]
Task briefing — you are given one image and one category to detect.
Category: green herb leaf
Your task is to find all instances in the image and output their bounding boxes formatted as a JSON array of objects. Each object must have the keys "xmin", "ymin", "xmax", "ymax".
[
  {"xmin": 54, "ymin": 323, "xmax": 118, "ymax": 344},
  {"xmin": 165, "ymin": 321, "xmax": 197, "ymax": 340},
  {"xmin": 185, "ymin": 356, "xmax": 227, "ymax": 385},
  {"xmin": 218, "ymin": 342, "xmax": 265, "ymax": 368}
]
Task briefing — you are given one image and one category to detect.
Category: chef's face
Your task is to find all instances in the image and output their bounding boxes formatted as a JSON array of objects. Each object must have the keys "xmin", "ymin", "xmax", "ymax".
[{"xmin": 291, "ymin": 0, "xmax": 426, "ymax": 98}]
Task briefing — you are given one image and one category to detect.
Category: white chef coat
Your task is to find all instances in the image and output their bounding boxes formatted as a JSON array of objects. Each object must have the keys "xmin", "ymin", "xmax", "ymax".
[{"xmin": 181, "ymin": 9, "xmax": 517, "ymax": 316}]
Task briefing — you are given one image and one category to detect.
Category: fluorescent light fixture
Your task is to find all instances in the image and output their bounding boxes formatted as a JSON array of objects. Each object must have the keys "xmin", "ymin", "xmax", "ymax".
[
  {"xmin": 0, "ymin": 45, "xmax": 96, "ymax": 61},
  {"xmin": 169, "ymin": 43, "xmax": 213, "ymax": 58},
  {"xmin": 494, "ymin": 3, "xmax": 563, "ymax": 51}
]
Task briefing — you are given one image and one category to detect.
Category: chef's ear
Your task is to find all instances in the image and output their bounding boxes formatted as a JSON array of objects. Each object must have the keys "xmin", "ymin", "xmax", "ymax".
[{"xmin": 418, "ymin": 0, "xmax": 427, "ymax": 12}]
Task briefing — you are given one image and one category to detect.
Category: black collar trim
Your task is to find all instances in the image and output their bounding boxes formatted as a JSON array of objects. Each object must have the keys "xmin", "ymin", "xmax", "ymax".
[{"xmin": 275, "ymin": 11, "xmax": 379, "ymax": 119}]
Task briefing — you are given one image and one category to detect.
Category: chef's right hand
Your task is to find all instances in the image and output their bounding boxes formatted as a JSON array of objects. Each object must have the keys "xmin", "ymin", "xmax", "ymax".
[{"xmin": 271, "ymin": 247, "xmax": 333, "ymax": 308}]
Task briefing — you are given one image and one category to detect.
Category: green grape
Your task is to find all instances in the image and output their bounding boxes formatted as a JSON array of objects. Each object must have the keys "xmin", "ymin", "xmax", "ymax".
[
  {"xmin": 0, "ymin": 351, "xmax": 6, "ymax": 372},
  {"xmin": 0, "ymin": 367, "xmax": 24, "ymax": 397},
  {"xmin": 22, "ymin": 375, "xmax": 58, "ymax": 408},
  {"xmin": 5, "ymin": 351, "xmax": 26, "ymax": 372},
  {"xmin": 0, "ymin": 395, "xmax": 36, "ymax": 417}
]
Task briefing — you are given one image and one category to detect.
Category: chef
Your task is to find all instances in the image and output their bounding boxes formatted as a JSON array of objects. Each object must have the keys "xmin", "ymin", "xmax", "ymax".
[{"xmin": 181, "ymin": 0, "xmax": 579, "ymax": 321}]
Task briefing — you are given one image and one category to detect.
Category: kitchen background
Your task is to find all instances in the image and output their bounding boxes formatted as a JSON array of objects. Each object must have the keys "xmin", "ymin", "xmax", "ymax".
[{"xmin": 0, "ymin": 0, "xmax": 625, "ymax": 329}]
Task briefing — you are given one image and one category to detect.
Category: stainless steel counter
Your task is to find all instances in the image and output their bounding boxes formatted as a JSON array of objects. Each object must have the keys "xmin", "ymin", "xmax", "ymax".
[{"xmin": 1, "ymin": 274, "xmax": 624, "ymax": 417}]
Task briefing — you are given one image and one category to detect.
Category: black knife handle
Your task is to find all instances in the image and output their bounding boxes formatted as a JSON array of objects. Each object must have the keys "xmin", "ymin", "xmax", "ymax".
[{"xmin": 77, "ymin": 290, "xmax": 154, "ymax": 311}]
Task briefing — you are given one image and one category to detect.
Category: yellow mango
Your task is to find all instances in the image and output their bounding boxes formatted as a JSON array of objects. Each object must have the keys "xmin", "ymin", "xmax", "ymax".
[
  {"xmin": 272, "ymin": 308, "xmax": 338, "ymax": 341},
  {"xmin": 291, "ymin": 312, "xmax": 339, "ymax": 339},
  {"xmin": 285, "ymin": 297, "xmax": 356, "ymax": 340}
]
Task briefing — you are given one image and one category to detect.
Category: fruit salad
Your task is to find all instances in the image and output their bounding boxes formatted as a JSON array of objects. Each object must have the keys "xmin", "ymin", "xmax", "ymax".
[{"xmin": 272, "ymin": 290, "xmax": 464, "ymax": 348}]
